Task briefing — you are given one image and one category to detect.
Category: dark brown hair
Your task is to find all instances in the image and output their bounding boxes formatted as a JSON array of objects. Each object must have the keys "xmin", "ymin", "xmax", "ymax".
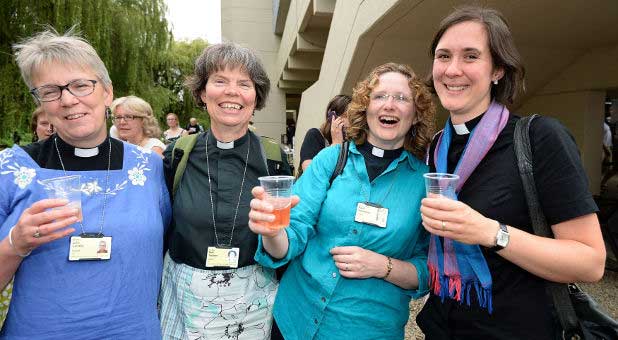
[
  {"xmin": 346, "ymin": 63, "xmax": 436, "ymax": 160},
  {"xmin": 427, "ymin": 5, "xmax": 525, "ymax": 104},
  {"xmin": 319, "ymin": 94, "xmax": 352, "ymax": 144}
]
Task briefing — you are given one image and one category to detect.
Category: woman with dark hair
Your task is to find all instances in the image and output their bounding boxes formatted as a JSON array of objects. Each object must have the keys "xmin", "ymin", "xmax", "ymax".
[
  {"xmin": 248, "ymin": 62, "xmax": 435, "ymax": 339},
  {"xmin": 298, "ymin": 94, "xmax": 351, "ymax": 172},
  {"xmin": 416, "ymin": 6, "xmax": 606, "ymax": 339},
  {"xmin": 159, "ymin": 42, "xmax": 291, "ymax": 340}
]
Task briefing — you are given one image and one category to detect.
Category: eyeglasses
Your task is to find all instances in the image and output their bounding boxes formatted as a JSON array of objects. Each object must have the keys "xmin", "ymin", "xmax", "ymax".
[
  {"xmin": 30, "ymin": 79, "xmax": 98, "ymax": 102},
  {"xmin": 112, "ymin": 115, "xmax": 142, "ymax": 123},
  {"xmin": 371, "ymin": 93, "xmax": 412, "ymax": 104}
]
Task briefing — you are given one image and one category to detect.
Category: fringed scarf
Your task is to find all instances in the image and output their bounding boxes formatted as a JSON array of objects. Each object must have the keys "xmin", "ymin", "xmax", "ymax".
[{"xmin": 427, "ymin": 100, "xmax": 510, "ymax": 313}]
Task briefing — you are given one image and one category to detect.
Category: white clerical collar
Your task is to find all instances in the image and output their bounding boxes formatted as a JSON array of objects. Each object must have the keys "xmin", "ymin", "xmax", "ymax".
[
  {"xmin": 371, "ymin": 146, "xmax": 385, "ymax": 158},
  {"xmin": 74, "ymin": 147, "xmax": 99, "ymax": 157},
  {"xmin": 216, "ymin": 140, "xmax": 234, "ymax": 149},
  {"xmin": 453, "ymin": 123, "xmax": 470, "ymax": 135}
]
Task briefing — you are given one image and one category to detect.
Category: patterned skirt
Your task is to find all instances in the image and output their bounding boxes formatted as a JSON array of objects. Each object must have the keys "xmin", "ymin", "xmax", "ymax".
[
  {"xmin": 159, "ymin": 252, "xmax": 278, "ymax": 340},
  {"xmin": 0, "ymin": 280, "xmax": 12, "ymax": 329}
]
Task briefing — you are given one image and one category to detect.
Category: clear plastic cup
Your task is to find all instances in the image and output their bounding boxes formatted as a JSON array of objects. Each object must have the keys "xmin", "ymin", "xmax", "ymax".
[
  {"xmin": 423, "ymin": 173, "xmax": 459, "ymax": 199},
  {"xmin": 41, "ymin": 175, "xmax": 83, "ymax": 220},
  {"xmin": 258, "ymin": 175, "xmax": 295, "ymax": 230}
]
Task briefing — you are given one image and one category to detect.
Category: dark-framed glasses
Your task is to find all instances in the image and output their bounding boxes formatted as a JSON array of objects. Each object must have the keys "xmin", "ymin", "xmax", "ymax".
[
  {"xmin": 30, "ymin": 79, "xmax": 97, "ymax": 102},
  {"xmin": 112, "ymin": 115, "xmax": 142, "ymax": 123},
  {"xmin": 371, "ymin": 93, "xmax": 412, "ymax": 104}
]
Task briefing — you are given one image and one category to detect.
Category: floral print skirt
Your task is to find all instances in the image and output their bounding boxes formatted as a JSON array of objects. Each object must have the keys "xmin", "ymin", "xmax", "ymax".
[
  {"xmin": 159, "ymin": 252, "xmax": 278, "ymax": 340},
  {"xmin": 0, "ymin": 280, "xmax": 12, "ymax": 330}
]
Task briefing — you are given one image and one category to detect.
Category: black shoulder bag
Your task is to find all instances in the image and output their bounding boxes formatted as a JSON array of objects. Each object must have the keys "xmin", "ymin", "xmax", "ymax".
[{"xmin": 514, "ymin": 115, "xmax": 618, "ymax": 340}]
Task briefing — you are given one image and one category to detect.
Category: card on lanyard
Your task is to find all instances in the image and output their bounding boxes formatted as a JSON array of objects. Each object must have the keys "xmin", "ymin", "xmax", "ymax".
[
  {"xmin": 205, "ymin": 246, "xmax": 240, "ymax": 268},
  {"xmin": 354, "ymin": 202, "xmax": 388, "ymax": 228},
  {"xmin": 69, "ymin": 233, "xmax": 112, "ymax": 261}
]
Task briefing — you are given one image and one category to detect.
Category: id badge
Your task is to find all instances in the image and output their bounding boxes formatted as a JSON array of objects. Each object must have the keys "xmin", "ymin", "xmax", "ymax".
[
  {"xmin": 354, "ymin": 202, "xmax": 388, "ymax": 228},
  {"xmin": 69, "ymin": 233, "xmax": 112, "ymax": 261},
  {"xmin": 205, "ymin": 246, "xmax": 240, "ymax": 268}
]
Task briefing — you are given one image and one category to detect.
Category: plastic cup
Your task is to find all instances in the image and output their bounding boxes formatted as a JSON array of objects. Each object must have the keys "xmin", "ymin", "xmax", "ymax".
[
  {"xmin": 258, "ymin": 176, "xmax": 295, "ymax": 230},
  {"xmin": 41, "ymin": 175, "xmax": 83, "ymax": 220},
  {"xmin": 423, "ymin": 173, "xmax": 459, "ymax": 199}
]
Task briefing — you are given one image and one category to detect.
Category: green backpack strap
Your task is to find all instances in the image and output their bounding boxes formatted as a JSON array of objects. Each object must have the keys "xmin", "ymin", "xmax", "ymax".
[{"xmin": 172, "ymin": 133, "xmax": 199, "ymax": 197}]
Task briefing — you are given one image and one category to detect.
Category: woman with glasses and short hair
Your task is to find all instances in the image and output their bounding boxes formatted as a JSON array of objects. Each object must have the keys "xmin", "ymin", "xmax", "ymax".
[
  {"xmin": 111, "ymin": 95, "xmax": 165, "ymax": 157},
  {"xmin": 248, "ymin": 62, "xmax": 435, "ymax": 339},
  {"xmin": 298, "ymin": 94, "xmax": 351, "ymax": 174},
  {"xmin": 0, "ymin": 29, "xmax": 170, "ymax": 339}
]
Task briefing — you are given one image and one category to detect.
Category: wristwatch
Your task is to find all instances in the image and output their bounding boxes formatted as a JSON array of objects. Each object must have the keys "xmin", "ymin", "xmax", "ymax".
[{"xmin": 490, "ymin": 223, "xmax": 509, "ymax": 251}]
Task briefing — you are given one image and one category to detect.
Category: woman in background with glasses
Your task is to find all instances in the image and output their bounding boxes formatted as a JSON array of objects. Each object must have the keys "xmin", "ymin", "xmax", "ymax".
[
  {"xmin": 0, "ymin": 29, "xmax": 170, "ymax": 339},
  {"xmin": 298, "ymin": 94, "xmax": 351, "ymax": 174},
  {"xmin": 111, "ymin": 95, "xmax": 165, "ymax": 157}
]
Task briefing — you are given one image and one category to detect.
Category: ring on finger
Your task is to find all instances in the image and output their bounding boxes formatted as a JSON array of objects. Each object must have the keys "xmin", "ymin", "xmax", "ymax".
[
  {"xmin": 33, "ymin": 227, "xmax": 41, "ymax": 238},
  {"xmin": 345, "ymin": 263, "xmax": 349, "ymax": 271},
  {"xmin": 441, "ymin": 221, "xmax": 446, "ymax": 231}
]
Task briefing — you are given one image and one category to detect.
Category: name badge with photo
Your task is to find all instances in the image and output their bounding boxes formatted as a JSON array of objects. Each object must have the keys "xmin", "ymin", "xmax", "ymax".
[
  {"xmin": 205, "ymin": 246, "xmax": 240, "ymax": 268},
  {"xmin": 69, "ymin": 234, "xmax": 112, "ymax": 261},
  {"xmin": 354, "ymin": 202, "xmax": 388, "ymax": 228}
]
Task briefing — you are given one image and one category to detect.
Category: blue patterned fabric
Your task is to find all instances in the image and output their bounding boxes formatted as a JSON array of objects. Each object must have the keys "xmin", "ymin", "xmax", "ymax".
[
  {"xmin": 0, "ymin": 144, "xmax": 171, "ymax": 339},
  {"xmin": 255, "ymin": 142, "xmax": 430, "ymax": 340}
]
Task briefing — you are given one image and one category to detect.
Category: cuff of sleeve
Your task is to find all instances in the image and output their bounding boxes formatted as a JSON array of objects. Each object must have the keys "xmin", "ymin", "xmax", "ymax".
[
  {"xmin": 403, "ymin": 257, "xmax": 429, "ymax": 299},
  {"xmin": 254, "ymin": 228, "xmax": 297, "ymax": 269}
]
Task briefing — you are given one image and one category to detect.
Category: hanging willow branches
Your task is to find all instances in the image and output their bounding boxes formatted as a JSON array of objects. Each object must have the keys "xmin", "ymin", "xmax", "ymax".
[{"xmin": 0, "ymin": 0, "xmax": 208, "ymax": 144}]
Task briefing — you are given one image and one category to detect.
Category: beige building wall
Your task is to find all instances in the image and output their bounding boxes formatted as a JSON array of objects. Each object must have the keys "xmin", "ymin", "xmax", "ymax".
[{"xmin": 221, "ymin": 0, "xmax": 287, "ymax": 141}]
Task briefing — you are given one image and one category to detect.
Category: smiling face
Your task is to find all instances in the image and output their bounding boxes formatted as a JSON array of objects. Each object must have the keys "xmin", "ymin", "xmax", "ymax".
[
  {"xmin": 200, "ymin": 66, "xmax": 256, "ymax": 140},
  {"xmin": 113, "ymin": 105, "xmax": 145, "ymax": 144},
  {"xmin": 432, "ymin": 21, "xmax": 503, "ymax": 124},
  {"xmin": 33, "ymin": 63, "xmax": 112, "ymax": 148},
  {"xmin": 166, "ymin": 114, "xmax": 179, "ymax": 128},
  {"xmin": 365, "ymin": 72, "xmax": 416, "ymax": 150}
]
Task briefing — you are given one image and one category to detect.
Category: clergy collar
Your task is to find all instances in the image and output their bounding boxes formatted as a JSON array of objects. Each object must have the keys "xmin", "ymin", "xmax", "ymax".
[
  {"xmin": 54, "ymin": 135, "xmax": 109, "ymax": 158},
  {"xmin": 450, "ymin": 113, "xmax": 484, "ymax": 135},
  {"xmin": 207, "ymin": 129, "xmax": 250, "ymax": 149},
  {"xmin": 358, "ymin": 142, "xmax": 403, "ymax": 159}
]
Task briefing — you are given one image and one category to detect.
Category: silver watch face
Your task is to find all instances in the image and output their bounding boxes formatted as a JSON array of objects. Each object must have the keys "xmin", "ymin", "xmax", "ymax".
[{"xmin": 496, "ymin": 229, "xmax": 509, "ymax": 247}]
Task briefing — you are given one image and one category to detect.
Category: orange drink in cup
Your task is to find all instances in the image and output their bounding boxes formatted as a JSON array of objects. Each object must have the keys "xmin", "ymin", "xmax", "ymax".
[{"xmin": 258, "ymin": 176, "xmax": 294, "ymax": 230}]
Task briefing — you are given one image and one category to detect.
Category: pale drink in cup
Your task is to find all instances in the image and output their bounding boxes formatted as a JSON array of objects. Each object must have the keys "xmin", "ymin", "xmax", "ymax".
[
  {"xmin": 41, "ymin": 175, "xmax": 83, "ymax": 220},
  {"xmin": 423, "ymin": 173, "xmax": 459, "ymax": 199}
]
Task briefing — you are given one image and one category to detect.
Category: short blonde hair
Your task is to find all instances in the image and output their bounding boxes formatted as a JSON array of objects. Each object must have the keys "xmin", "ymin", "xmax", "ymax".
[
  {"xmin": 110, "ymin": 96, "xmax": 161, "ymax": 138},
  {"xmin": 346, "ymin": 63, "xmax": 436, "ymax": 160}
]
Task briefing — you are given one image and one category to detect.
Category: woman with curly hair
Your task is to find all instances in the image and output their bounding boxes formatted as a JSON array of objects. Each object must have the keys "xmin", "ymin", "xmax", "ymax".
[
  {"xmin": 248, "ymin": 62, "xmax": 436, "ymax": 339},
  {"xmin": 111, "ymin": 95, "xmax": 165, "ymax": 157}
]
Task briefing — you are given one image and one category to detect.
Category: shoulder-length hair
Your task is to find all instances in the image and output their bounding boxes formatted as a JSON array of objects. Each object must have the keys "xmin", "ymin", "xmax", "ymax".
[
  {"xmin": 427, "ymin": 5, "xmax": 525, "ymax": 104},
  {"xmin": 110, "ymin": 96, "xmax": 161, "ymax": 139},
  {"xmin": 346, "ymin": 62, "xmax": 436, "ymax": 160}
]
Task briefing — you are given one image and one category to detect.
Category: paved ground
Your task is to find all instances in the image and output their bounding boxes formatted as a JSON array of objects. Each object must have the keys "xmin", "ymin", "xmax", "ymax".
[{"xmin": 404, "ymin": 267, "xmax": 618, "ymax": 340}]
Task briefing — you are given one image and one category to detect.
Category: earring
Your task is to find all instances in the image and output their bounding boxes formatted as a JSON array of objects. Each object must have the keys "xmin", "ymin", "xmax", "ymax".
[
  {"xmin": 493, "ymin": 79, "xmax": 498, "ymax": 85},
  {"xmin": 105, "ymin": 107, "xmax": 112, "ymax": 119}
]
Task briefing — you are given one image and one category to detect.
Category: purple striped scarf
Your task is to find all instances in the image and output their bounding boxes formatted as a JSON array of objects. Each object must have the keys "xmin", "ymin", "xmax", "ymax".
[{"xmin": 427, "ymin": 100, "xmax": 509, "ymax": 313}]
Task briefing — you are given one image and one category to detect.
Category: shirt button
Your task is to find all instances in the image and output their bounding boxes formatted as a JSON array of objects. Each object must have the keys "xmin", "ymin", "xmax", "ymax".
[
  {"xmin": 332, "ymin": 272, "xmax": 337, "ymax": 278},
  {"xmin": 321, "ymin": 297, "xmax": 326, "ymax": 302},
  {"xmin": 314, "ymin": 318, "xmax": 318, "ymax": 324},
  {"xmin": 352, "ymin": 229, "xmax": 358, "ymax": 234}
]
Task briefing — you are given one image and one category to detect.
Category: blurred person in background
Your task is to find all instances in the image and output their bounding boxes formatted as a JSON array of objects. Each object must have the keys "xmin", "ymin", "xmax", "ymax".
[
  {"xmin": 185, "ymin": 117, "xmax": 204, "ymax": 135},
  {"xmin": 163, "ymin": 113, "xmax": 186, "ymax": 144},
  {"xmin": 111, "ymin": 95, "xmax": 165, "ymax": 157},
  {"xmin": 30, "ymin": 106, "xmax": 54, "ymax": 142}
]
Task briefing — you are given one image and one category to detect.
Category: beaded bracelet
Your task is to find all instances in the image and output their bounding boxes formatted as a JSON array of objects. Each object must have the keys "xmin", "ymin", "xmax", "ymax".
[
  {"xmin": 384, "ymin": 256, "xmax": 393, "ymax": 279},
  {"xmin": 9, "ymin": 226, "xmax": 32, "ymax": 258}
]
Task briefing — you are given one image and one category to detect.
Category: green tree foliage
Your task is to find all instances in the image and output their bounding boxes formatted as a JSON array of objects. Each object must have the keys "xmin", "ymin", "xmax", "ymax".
[{"xmin": 0, "ymin": 0, "xmax": 209, "ymax": 145}]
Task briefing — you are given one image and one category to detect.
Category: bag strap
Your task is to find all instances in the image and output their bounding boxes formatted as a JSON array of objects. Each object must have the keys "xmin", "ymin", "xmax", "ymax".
[
  {"xmin": 513, "ymin": 115, "xmax": 582, "ymax": 339},
  {"xmin": 172, "ymin": 133, "xmax": 199, "ymax": 197},
  {"xmin": 329, "ymin": 140, "xmax": 349, "ymax": 185}
]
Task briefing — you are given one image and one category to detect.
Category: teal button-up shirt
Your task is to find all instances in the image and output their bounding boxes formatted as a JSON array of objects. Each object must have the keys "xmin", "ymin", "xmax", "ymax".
[{"xmin": 255, "ymin": 142, "xmax": 429, "ymax": 339}]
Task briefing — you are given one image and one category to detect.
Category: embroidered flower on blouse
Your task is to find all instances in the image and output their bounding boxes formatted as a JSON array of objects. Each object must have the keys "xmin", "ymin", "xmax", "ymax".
[
  {"xmin": 81, "ymin": 180, "xmax": 103, "ymax": 196},
  {"xmin": 128, "ymin": 167, "xmax": 147, "ymax": 186},
  {"xmin": 13, "ymin": 166, "xmax": 36, "ymax": 189}
]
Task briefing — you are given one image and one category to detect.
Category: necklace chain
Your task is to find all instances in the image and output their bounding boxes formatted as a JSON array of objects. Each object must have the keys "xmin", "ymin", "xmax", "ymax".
[
  {"xmin": 54, "ymin": 137, "xmax": 111, "ymax": 235},
  {"xmin": 205, "ymin": 132, "xmax": 250, "ymax": 247}
]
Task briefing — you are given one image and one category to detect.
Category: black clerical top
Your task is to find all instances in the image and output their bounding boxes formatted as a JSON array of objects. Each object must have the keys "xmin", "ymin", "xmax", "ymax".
[
  {"xmin": 21, "ymin": 135, "xmax": 124, "ymax": 170},
  {"xmin": 356, "ymin": 142, "xmax": 404, "ymax": 182},
  {"xmin": 165, "ymin": 131, "xmax": 291, "ymax": 270}
]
